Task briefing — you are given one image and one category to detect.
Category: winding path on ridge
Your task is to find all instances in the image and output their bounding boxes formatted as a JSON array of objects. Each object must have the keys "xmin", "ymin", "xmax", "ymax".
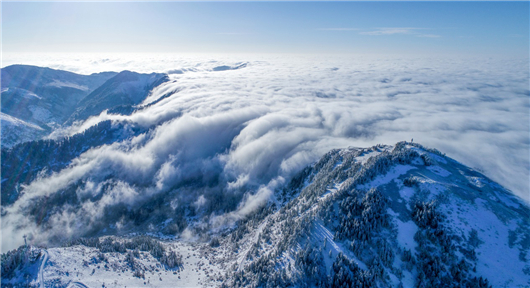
[
  {"xmin": 38, "ymin": 249, "xmax": 90, "ymax": 288},
  {"xmin": 38, "ymin": 250, "xmax": 48, "ymax": 288}
]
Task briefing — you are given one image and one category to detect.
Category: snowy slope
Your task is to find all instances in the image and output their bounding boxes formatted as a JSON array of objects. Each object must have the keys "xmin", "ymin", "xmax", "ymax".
[
  {"xmin": 0, "ymin": 112, "xmax": 47, "ymax": 148},
  {"xmin": 221, "ymin": 142, "xmax": 529, "ymax": 287},
  {"xmin": 40, "ymin": 241, "xmax": 221, "ymax": 288},
  {"xmin": 1, "ymin": 65, "xmax": 117, "ymax": 147},
  {"xmin": 1, "ymin": 65, "xmax": 169, "ymax": 147},
  {"xmin": 66, "ymin": 71, "xmax": 169, "ymax": 124},
  {"xmin": 2, "ymin": 142, "xmax": 528, "ymax": 287}
]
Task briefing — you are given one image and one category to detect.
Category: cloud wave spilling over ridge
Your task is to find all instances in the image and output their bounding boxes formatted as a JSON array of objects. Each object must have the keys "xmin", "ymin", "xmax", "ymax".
[{"xmin": 2, "ymin": 54, "xmax": 529, "ymax": 251}]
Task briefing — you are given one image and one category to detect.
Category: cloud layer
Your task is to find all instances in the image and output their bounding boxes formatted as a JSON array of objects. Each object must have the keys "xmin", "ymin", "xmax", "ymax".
[{"xmin": 2, "ymin": 54, "xmax": 529, "ymax": 251}]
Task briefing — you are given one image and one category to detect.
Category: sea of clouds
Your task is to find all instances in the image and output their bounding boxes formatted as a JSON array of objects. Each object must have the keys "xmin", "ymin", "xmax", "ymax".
[{"xmin": 2, "ymin": 53, "xmax": 529, "ymax": 251}]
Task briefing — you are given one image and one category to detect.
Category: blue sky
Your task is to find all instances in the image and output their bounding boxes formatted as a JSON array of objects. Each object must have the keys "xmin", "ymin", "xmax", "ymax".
[{"xmin": 2, "ymin": 1, "xmax": 529, "ymax": 56}]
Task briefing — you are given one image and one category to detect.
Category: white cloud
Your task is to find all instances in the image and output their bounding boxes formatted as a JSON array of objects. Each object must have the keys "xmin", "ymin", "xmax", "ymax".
[
  {"xmin": 360, "ymin": 27, "xmax": 420, "ymax": 35},
  {"xmin": 2, "ymin": 53, "xmax": 528, "ymax": 251},
  {"xmin": 359, "ymin": 27, "xmax": 441, "ymax": 38},
  {"xmin": 216, "ymin": 32, "xmax": 251, "ymax": 35},
  {"xmin": 416, "ymin": 34, "xmax": 441, "ymax": 38},
  {"xmin": 317, "ymin": 28, "xmax": 361, "ymax": 31}
]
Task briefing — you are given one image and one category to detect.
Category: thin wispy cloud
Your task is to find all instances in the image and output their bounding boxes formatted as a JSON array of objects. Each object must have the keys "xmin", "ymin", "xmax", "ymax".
[
  {"xmin": 360, "ymin": 27, "xmax": 421, "ymax": 35},
  {"xmin": 417, "ymin": 34, "xmax": 442, "ymax": 38},
  {"xmin": 359, "ymin": 27, "xmax": 441, "ymax": 38},
  {"xmin": 216, "ymin": 32, "xmax": 252, "ymax": 35},
  {"xmin": 317, "ymin": 28, "xmax": 361, "ymax": 31}
]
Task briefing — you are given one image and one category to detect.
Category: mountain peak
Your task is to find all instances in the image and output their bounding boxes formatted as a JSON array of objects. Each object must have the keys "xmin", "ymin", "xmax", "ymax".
[
  {"xmin": 66, "ymin": 71, "xmax": 169, "ymax": 124},
  {"xmin": 0, "ymin": 65, "xmax": 118, "ymax": 147},
  {"xmin": 2, "ymin": 141, "xmax": 528, "ymax": 287}
]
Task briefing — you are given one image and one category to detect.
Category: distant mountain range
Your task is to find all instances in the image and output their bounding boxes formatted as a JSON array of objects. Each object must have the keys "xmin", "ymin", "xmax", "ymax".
[{"xmin": 1, "ymin": 65, "xmax": 168, "ymax": 147}]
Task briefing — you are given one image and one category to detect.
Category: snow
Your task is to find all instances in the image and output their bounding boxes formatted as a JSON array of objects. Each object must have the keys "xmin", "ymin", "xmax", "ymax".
[
  {"xmin": 1, "ymin": 114, "xmax": 47, "ymax": 146},
  {"xmin": 47, "ymin": 80, "xmax": 89, "ymax": 91},
  {"xmin": 421, "ymin": 181, "xmax": 448, "ymax": 199},
  {"xmin": 315, "ymin": 222, "xmax": 340, "ymax": 251},
  {"xmin": 22, "ymin": 90, "xmax": 42, "ymax": 99},
  {"xmin": 428, "ymin": 152, "xmax": 447, "ymax": 164},
  {"xmin": 354, "ymin": 150, "xmax": 382, "ymax": 164},
  {"xmin": 442, "ymin": 197, "xmax": 529, "ymax": 287},
  {"xmin": 467, "ymin": 176, "xmax": 486, "ymax": 188},
  {"xmin": 400, "ymin": 270, "xmax": 416, "ymax": 288},
  {"xmin": 320, "ymin": 182, "xmax": 342, "ymax": 200},
  {"xmin": 406, "ymin": 145, "xmax": 447, "ymax": 164},
  {"xmin": 3, "ymin": 139, "xmax": 529, "ymax": 287},
  {"xmin": 426, "ymin": 165, "xmax": 451, "ymax": 177},
  {"xmin": 314, "ymin": 222, "xmax": 368, "ymax": 271},
  {"xmin": 5, "ymin": 87, "xmax": 43, "ymax": 99},
  {"xmin": 29, "ymin": 105, "xmax": 54, "ymax": 123},
  {"xmin": 494, "ymin": 191, "xmax": 521, "ymax": 209},
  {"xmin": 38, "ymin": 250, "xmax": 48, "ymax": 288},
  {"xmin": 358, "ymin": 164, "xmax": 416, "ymax": 190},
  {"xmin": 40, "ymin": 241, "xmax": 223, "ymax": 288},
  {"xmin": 66, "ymin": 281, "xmax": 89, "ymax": 288},
  {"xmin": 398, "ymin": 183, "xmax": 416, "ymax": 202},
  {"xmin": 1, "ymin": 112, "xmax": 44, "ymax": 130},
  {"xmin": 394, "ymin": 219, "xmax": 418, "ymax": 252}
]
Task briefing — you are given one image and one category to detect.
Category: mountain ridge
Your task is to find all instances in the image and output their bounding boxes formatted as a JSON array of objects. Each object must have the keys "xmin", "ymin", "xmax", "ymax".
[
  {"xmin": 1, "ymin": 60, "xmax": 528, "ymax": 287},
  {"xmin": 0, "ymin": 65, "xmax": 168, "ymax": 147},
  {"xmin": 66, "ymin": 70, "xmax": 169, "ymax": 124},
  {"xmin": 2, "ymin": 142, "xmax": 528, "ymax": 287}
]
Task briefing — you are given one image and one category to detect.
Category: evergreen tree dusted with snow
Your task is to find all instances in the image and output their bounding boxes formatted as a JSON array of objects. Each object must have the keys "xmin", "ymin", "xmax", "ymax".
[
  {"xmin": 330, "ymin": 253, "xmax": 374, "ymax": 288},
  {"xmin": 220, "ymin": 142, "xmax": 508, "ymax": 288},
  {"xmin": 411, "ymin": 200, "xmax": 492, "ymax": 288},
  {"xmin": 160, "ymin": 249, "xmax": 183, "ymax": 269},
  {"xmin": 294, "ymin": 243, "xmax": 327, "ymax": 287},
  {"xmin": 3, "ymin": 142, "xmax": 526, "ymax": 287},
  {"xmin": 334, "ymin": 187, "xmax": 390, "ymax": 242},
  {"xmin": 1, "ymin": 245, "xmax": 41, "ymax": 280},
  {"xmin": 63, "ymin": 235, "xmax": 183, "ymax": 271}
]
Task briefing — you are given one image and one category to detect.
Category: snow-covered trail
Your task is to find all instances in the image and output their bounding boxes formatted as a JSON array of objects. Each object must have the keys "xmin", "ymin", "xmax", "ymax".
[
  {"xmin": 39, "ymin": 250, "xmax": 91, "ymax": 288},
  {"xmin": 38, "ymin": 250, "xmax": 49, "ymax": 288},
  {"xmin": 66, "ymin": 281, "xmax": 90, "ymax": 288}
]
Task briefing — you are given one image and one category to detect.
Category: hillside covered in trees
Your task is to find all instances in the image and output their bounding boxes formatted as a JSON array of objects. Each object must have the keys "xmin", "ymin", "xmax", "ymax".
[{"xmin": 3, "ymin": 142, "xmax": 528, "ymax": 287}]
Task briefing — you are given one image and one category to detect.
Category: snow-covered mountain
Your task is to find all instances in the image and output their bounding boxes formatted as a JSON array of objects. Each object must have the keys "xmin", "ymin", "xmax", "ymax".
[
  {"xmin": 1, "ymin": 120, "xmax": 143, "ymax": 206},
  {"xmin": 66, "ymin": 71, "xmax": 169, "ymax": 124},
  {"xmin": 218, "ymin": 142, "xmax": 529, "ymax": 288},
  {"xmin": 1, "ymin": 65, "xmax": 117, "ymax": 147},
  {"xmin": 1, "ymin": 58, "xmax": 529, "ymax": 287},
  {"xmin": 0, "ymin": 65, "xmax": 168, "ymax": 147},
  {"xmin": 2, "ymin": 142, "xmax": 529, "ymax": 287},
  {"xmin": 0, "ymin": 112, "xmax": 48, "ymax": 148}
]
